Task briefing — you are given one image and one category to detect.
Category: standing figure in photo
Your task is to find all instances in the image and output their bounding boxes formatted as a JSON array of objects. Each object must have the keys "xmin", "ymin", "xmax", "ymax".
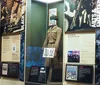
[
  {"xmin": 10, "ymin": 0, "xmax": 22, "ymax": 26},
  {"xmin": 64, "ymin": 0, "xmax": 77, "ymax": 31},
  {"xmin": 1, "ymin": 0, "xmax": 10, "ymax": 33}
]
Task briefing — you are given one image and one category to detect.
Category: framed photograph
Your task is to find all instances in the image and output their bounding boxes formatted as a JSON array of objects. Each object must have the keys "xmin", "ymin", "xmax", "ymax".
[
  {"xmin": 49, "ymin": 8, "xmax": 57, "ymax": 26},
  {"xmin": 65, "ymin": 64, "xmax": 93, "ymax": 84},
  {"xmin": 66, "ymin": 65, "xmax": 78, "ymax": 81},
  {"xmin": 68, "ymin": 51, "xmax": 80, "ymax": 63}
]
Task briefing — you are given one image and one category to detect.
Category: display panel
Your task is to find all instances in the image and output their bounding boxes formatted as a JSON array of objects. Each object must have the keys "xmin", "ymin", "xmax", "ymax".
[
  {"xmin": 65, "ymin": 64, "xmax": 93, "ymax": 84},
  {"xmin": 66, "ymin": 33, "xmax": 95, "ymax": 64},
  {"xmin": 2, "ymin": 34, "xmax": 20, "ymax": 62},
  {"xmin": 2, "ymin": 62, "xmax": 19, "ymax": 78},
  {"xmin": 28, "ymin": 66, "xmax": 49, "ymax": 83}
]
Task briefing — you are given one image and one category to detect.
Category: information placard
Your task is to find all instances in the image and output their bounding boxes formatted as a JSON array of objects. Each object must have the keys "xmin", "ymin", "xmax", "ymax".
[
  {"xmin": 65, "ymin": 64, "xmax": 93, "ymax": 84},
  {"xmin": 2, "ymin": 35, "xmax": 20, "ymax": 62},
  {"xmin": 43, "ymin": 48, "xmax": 55, "ymax": 58},
  {"xmin": 66, "ymin": 33, "xmax": 95, "ymax": 64},
  {"xmin": 28, "ymin": 66, "xmax": 49, "ymax": 83},
  {"xmin": 2, "ymin": 62, "xmax": 19, "ymax": 78}
]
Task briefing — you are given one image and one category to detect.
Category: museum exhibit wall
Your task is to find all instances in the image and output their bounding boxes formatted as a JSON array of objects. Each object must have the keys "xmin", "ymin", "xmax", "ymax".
[
  {"xmin": 0, "ymin": 0, "xmax": 26, "ymax": 85},
  {"xmin": 63, "ymin": 0, "xmax": 100, "ymax": 85},
  {"xmin": 0, "ymin": 0, "xmax": 99, "ymax": 85},
  {"xmin": 63, "ymin": 32, "xmax": 95, "ymax": 85}
]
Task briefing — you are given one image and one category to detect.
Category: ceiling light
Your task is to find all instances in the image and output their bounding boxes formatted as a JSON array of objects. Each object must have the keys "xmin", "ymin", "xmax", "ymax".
[{"xmin": 37, "ymin": 0, "xmax": 62, "ymax": 3}]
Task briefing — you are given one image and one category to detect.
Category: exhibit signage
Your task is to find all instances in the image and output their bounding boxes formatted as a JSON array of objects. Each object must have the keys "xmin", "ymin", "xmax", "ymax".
[
  {"xmin": 65, "ymin": 64, "xmax": 93, "ymax": 84},
  {"xmin": 2, "ymin": 62, "xmax": 19, "ymax": 78},
  {"xmin": 28, "ymin": 66, "xmax": 49, "ymax": 83},
  {"xmin": 43, "ymin": 48, "xmax": 55, "ymax": 58},
  {"xmin": 66, "ymin": 33, "xmax": 95, "ymax": 64},
  {"xmin": 2, "ymin": 35, "xmax": 20, "ymax": 62}
]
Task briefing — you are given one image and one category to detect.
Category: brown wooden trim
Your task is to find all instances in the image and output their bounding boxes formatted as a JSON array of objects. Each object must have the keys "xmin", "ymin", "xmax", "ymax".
[{"xmin": 65, "ymin": 29, "xmax": 97, "ymax": 34}]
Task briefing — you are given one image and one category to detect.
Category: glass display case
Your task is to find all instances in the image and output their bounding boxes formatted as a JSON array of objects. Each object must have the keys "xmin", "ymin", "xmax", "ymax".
[{"xmin": 25, "ymin": 0, "xmax": 64, "ymax": 85}]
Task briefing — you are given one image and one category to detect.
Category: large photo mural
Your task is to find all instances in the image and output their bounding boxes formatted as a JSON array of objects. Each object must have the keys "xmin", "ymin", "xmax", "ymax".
[{"xmin": 64, "ymin": 0, "xmax": 100, "ymax": 32}]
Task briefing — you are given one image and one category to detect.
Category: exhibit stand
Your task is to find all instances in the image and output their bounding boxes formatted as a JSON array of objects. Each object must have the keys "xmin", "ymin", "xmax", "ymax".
[{"xmin": 25, "ymin": 0, "xmax": 63, "ymax": 85}]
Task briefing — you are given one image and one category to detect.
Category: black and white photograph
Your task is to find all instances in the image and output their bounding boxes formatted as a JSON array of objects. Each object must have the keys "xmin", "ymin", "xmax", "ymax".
[
  {"xmin": 2, "ymin": 63, "xmax": 8, "ymax": 75},
  {"xmin": 64, "ymin": 0, "xmax": 98, "ymax": 32},
  {"xmin": 1, "ymin": 0, "xmax": 26, "ymax": 33}
]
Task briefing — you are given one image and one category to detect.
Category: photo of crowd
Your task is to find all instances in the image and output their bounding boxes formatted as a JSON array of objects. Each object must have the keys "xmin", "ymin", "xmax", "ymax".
[{"xmin": 68, "ymin": 51, "xmax": 80, "ymax": 63}]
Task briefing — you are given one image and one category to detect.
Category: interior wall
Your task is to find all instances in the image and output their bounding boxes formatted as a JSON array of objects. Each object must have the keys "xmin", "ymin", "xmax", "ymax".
[{"xmin": 26, "ymin": 1, "xmax": 47, "ymax": 47}]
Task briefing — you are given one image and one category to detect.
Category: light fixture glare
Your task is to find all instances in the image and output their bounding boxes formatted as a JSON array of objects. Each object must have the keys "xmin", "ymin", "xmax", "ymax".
[{"xmin": 37, "ymin": 0, "xmax": 62, "ymax": 3}]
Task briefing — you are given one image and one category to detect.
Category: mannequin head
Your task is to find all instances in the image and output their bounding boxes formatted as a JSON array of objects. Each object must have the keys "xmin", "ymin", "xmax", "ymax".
[
  {"xmin": 50, "ymin": 20, "xmax": 57, "ymax": 26},
  {"xmin": 50, "ymin": 15, "xmax": 58, "ymax": 26}
]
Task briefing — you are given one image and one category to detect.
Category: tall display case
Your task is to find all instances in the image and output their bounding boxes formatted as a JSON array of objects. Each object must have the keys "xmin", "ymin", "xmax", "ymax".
[{"xmin": 25, "ymin": 0, "xmax": 64, "ymax": 85}]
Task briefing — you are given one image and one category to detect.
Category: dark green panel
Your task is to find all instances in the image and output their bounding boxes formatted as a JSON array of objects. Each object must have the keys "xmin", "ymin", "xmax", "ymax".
[
  {"xmin": 26, "ymin": 1, "xmax": 47, "ymax": 47},
  {"xmin": 48, "ymin": 1, "xmax": 64, "ymax": 29},
  {"xmin": 26, "ymin": 0, "xmax": 47, "ymax": 82}
]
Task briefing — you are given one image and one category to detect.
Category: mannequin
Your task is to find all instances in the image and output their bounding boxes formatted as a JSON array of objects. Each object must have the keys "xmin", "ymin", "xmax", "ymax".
[{"xmin": 43, "ymin": 15, "xmax": 62, "ymax": 81}]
